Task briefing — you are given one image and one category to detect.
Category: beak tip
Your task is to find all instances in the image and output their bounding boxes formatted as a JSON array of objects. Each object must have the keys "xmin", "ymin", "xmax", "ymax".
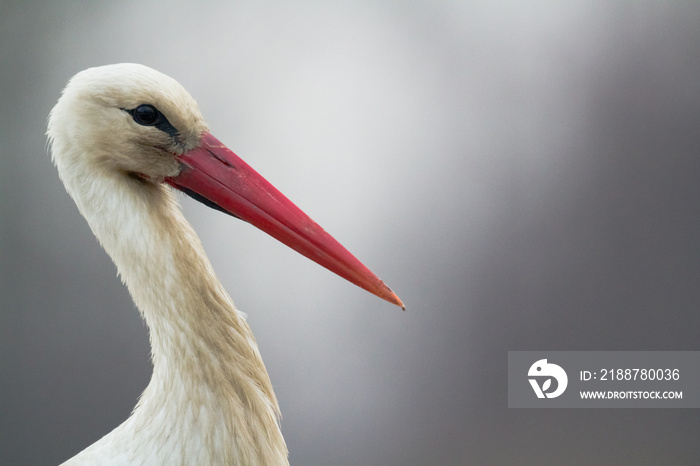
[{"xmin": 387, "ymin": 290, "xmax": 405, "ymax": 311}]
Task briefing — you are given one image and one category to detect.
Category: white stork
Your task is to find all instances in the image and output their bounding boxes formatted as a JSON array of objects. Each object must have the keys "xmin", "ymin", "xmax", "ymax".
[{"xmin": 47, "ymin": 63, "xmax": 403, "ymax": 465}]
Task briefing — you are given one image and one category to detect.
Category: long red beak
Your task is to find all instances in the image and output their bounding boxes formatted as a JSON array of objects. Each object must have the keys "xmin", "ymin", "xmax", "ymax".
[{"xmin": 165, "ymin": 132, "xmax": 404, "ymax": 309}]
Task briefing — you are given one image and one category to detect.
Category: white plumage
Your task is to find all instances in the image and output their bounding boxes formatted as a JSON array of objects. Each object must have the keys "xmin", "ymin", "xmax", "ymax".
[{"xmin": 48, "ymin": 64, "xmax": 402, "ymax": 465}]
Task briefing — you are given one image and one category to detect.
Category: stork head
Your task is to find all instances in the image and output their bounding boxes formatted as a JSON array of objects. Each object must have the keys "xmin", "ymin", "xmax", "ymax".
[
  {"xmin": 48, "ymin": 63, "xmax": 404, "ymax": 309},
  {"xmin": 48, "ymin": 63, "xmax": 206, "ymax": 182}
]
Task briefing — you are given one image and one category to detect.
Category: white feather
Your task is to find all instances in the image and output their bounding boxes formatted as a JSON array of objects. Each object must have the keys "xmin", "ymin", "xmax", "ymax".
[{"xmin": 48, "ymin": 64, "xmax": 289, "ymax": 466}]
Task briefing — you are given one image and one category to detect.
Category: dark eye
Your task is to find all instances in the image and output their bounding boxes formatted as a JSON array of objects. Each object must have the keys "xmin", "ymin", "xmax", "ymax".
[
  {"xmin": 123, "ymin": 104, "xmax": 181, "ymax": 143},
  {"xmin": 131, "ymin": 104, "xmax": 160, "ymax": 126}
]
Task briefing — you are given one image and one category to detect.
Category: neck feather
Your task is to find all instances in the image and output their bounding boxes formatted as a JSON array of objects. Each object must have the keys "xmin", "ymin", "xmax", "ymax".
[{"xmin": 62, "ymin": 169, "xmax": 288, "ymax": 465}]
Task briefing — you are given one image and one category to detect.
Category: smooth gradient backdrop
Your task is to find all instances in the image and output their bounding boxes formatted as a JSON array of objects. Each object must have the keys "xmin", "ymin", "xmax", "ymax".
[{"xmin": 2, "ymin": 2, "xmax": 700, "ymax": 464}]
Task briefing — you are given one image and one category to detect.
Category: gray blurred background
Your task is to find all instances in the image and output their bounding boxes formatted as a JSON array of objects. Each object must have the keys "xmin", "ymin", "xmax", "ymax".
[{"xmin": 2, "ymin": 1, "xmax": 700, "ymax": 464}]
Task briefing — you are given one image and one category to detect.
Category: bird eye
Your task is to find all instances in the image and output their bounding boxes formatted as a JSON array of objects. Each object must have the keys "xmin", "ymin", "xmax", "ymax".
[
  {"xmin": 131, "ymin": 104, "xmax": 160, "ymax": 126},
  {"xmin": 124, "ymin": 104, "xmax": 180, "ymax": 143}
]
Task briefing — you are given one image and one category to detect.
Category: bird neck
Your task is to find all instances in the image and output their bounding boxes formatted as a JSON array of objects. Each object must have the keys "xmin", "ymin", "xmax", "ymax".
[{"xmin": 66, "ymin": 172, "xmax": 288, "ymax": 465}]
